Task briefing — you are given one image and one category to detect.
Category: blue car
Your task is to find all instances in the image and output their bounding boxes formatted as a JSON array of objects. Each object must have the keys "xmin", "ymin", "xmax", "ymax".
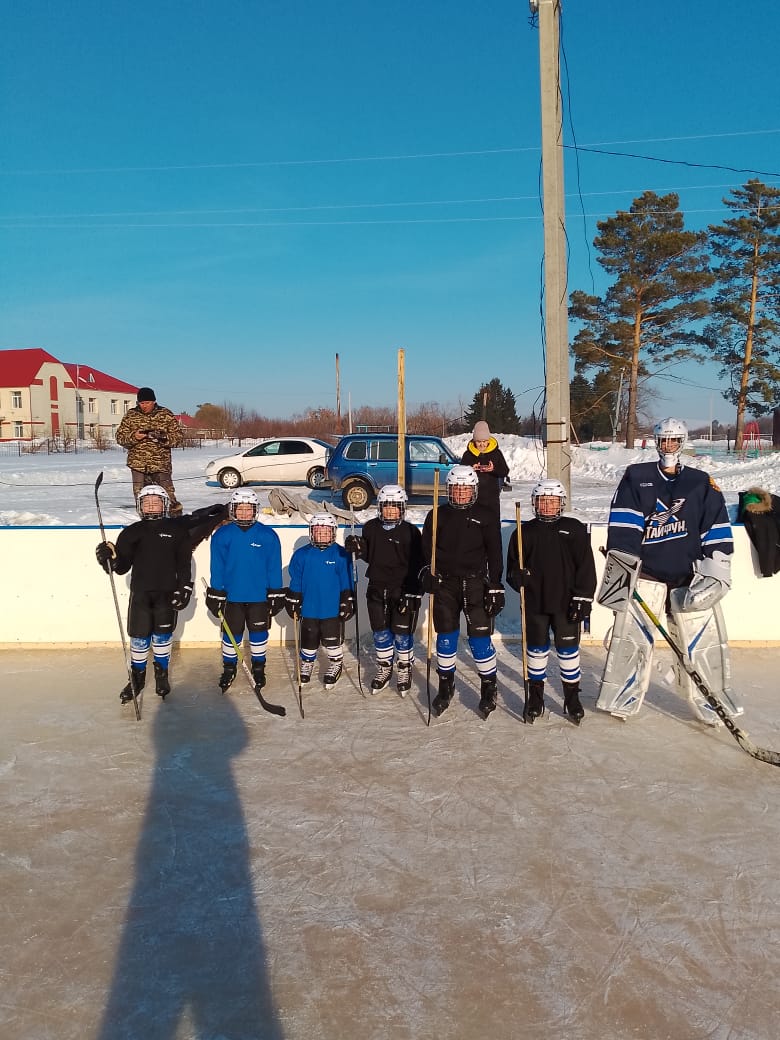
[{"xmin": 326, "ymin": 433, "xmax": 459, "ymax": 509}]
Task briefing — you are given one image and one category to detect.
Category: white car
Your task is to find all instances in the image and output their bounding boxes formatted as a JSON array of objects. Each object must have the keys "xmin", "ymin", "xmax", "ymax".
[{"xmin": 205, "ymin": 437, "xmax": 332, "ymax": 489}]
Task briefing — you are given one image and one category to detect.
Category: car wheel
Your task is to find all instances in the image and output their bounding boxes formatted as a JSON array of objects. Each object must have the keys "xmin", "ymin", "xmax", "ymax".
[
  {"xmin": 218, "ymin": 468, "xmax": 242, "ymax": 489},
  {"xmin": 342, "ymin": 480, "xmax": 373, "ymax": 510},
  {"xmin": 307, "ymin": 466, "xmax": 326, "ymax": 489}
]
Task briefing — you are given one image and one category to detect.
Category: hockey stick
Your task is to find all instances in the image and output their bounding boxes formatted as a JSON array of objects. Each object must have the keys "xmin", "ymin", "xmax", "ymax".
[
  {"xmin": 94, "ymin": 472, "xmax": 141, "ymax": 721},
  {"xmin": 292, "ymin": 611, "xmax": 305, "ymax": 719},
  {"xmin": 349, "ymin": 508, "xmax": 365, "ymax": 696},
  {"xmin": 425, "ymin": 469, "xmax": 440, "ymax": 726},
  {"xmin": 514, "ymin": 502, "xmax": 531, "ymax": 718},
  {"xmin": 633, "ymin": 588, "xmax": 780, "ymax": 768},
  {"xmin": 199, "ymin": 579, "xmax": 285, "ymax": 716}
]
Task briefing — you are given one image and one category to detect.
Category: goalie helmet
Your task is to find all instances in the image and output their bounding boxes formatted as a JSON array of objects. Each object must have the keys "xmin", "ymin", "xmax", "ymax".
[
  {"xmin": 532, "ymin": 479, "xmax": 566, "ymax": 522},
  {"xmin": 309, "ymin": 512, "xmax": 338, "ymax": 548},
  {"xmin": 446, "ymin": 465, "xmax": 479, "ymax": 509},
  {"xmin": 229, "ymin": 488, "xmax": 259, "ymax": 529},
  {"xmin": 137, "ymin": 484, "xmax": 169, "ymax": 520},
  {"xmin": 653, "ymin": 417, "xmax": 688, "ymax": 469},
  {"xmin": 377, "ymin": 484, "xmax": 408, "ymax": 527}
]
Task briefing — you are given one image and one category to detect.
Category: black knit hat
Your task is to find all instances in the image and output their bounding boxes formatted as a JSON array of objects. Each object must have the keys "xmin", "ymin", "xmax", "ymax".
[{"xmin": 137, "ymin": 387, "xmax": 156, "ymax": 402}]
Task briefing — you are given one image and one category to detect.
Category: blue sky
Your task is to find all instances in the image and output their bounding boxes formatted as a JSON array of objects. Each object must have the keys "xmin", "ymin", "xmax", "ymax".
[{"xmin": 2, "ymin": 0, "xmax": 779, "ymax": 429}]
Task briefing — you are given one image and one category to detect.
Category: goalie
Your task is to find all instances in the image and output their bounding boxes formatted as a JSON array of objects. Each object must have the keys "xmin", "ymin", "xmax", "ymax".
[{"xmin": 596, "ymin": 417, "xmax": 742, "ymax": 724}]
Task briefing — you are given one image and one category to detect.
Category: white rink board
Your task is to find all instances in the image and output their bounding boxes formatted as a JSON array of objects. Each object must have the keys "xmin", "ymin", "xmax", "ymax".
[{"xmin": 1, "ymin": 522, "xmax": 778, "ymax": 646}]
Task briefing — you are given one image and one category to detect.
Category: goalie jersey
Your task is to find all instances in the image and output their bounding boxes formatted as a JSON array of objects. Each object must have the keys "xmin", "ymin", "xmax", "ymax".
[{"xmin": 606, "ymin": 462, "xmax": 732, "ymax": 587}]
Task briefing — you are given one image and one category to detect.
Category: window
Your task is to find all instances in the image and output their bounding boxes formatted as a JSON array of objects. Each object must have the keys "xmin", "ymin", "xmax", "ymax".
[
  {"xmin": 280, "ymin": 440, "xmax": 312, "ymax": 455},
  {"xmin": 372, "ymin": 440, "xmax": 398, "ymax": 461},
  {"xmin": 110, "ymin": 399, "xmax": 118, "ymax": 414},
  {"xmin": 345, "ymin": 440, "xmax": 367, "ymax": 461},
  {"xmin": 124, "ymin": 400, "xmax": 132, "ymax": 413},
  {"xmin": 11, "ymin": 391, "xmax": 22, "ymax": 408},
  {"xmin": 14, "ymin": 421, "xmax": 23, "ymax": 437},
  {"xmin": 88, "ymin": 398, "xmax": 96, "ymax": 413},
  {"xmin": 247, "ymin": 441, "xmax": 281, "ymax": 458}
]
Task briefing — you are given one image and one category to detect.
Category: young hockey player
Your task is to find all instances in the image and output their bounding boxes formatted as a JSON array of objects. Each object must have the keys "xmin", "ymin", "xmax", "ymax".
[
  {"xmin": 285, "ymin": 513, "xmax": 355, "ymax": 689},
  {"xmin": 95, "ymin": 485, "xmax": 210, "ymax": 702},
  {"xmin": 205, "ymin": 489, "xmax": 286, "ymax": 694},
  {"xmin": 344, "ymin": 484, "xmax": 423, "ymax": 696},
  {"xmin": 460, "ymin": 420, "xmax": 510, "ymax": 527},
  {"xmin": 420, "ymin": 465, "xmax": 505, "ymax": 720},
  {"xmin": 597, "ymin": 417, "xmax": 741, "ymax": 723},
  {"xmin": 506, "ymin": 479, "xmax": 597, "ymax": 723}
]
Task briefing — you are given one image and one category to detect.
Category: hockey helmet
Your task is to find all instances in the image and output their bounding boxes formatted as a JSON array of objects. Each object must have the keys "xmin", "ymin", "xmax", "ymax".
[
  {"xmin": 137, "ymin": 484, "xmax": 169, "ymax": 520},
  {"xmin": 229, "ymin": 488, "xmax": 259, "ymax": 529},
  {"xmin": 377, "ymin": 484, "xmax": 408, "ymax": 527},
  {"xmin": 532, "ymin": 478, "xmax": 566, "ymax": 522},
  {"xmin": 653, "ymin": 417, "xmax": 688, "ymax": 469},
  {"xmin": 309, "ymin": 512, "xmax": 338, "ymax": 548},
  {"xmin": 446, "ymin": 465, "xmax": 479, "ymax": 509}
]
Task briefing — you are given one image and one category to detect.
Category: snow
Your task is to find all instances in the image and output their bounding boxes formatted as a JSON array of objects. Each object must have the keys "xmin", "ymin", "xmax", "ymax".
[{"xmin": 2, "ymin": 435, "xmax": 778, "ymax": 527}]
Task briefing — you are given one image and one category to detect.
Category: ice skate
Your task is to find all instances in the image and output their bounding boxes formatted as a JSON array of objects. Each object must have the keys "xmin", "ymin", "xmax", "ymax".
[
  {"xmin": 299, "ymin": 660, "xmax": 315, "ymax": 685},
  {"xmin": 432, "ymin": 671, "xmax": 455, "ymax": 717},
  {"xmin": 371, "ymin": 661, "xmax": 393, "ymax": 694},
  {"xmin": 323, "ymin": 662, "xmax": 342, "ymax": 690},
  {"xmin": 396, "ymin": 661, "xmax": 412, "ymax": 697},
  {"xmin": 252, "ymin": 662, "xmax": 266, "ymax": 691},
  {"xmin": 120, "ymin": 668, "xmax": 146, "ymax": 704},
  {"xmin": 218, "ymin": 663, "xmax": 237, "ymax": 693},
  {"xmin": 563, "ymin": 682, "xmax": 584, "ymax": 724},
  {"xmin": 478, "ymin": 675, "xmax": 497, "ymax": 720},
  {"xmin": 523, "ymin": 680, "xmax": 545, "ymax": 724},
  {"xmin": 153, "ymin": 662, "xmax": 170, "ymax": 699}
]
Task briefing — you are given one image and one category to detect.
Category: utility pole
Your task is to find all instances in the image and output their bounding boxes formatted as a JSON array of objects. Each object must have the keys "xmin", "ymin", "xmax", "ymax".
[{"xmin": 532, "ymin": 0, "xmax": 571, "ymax": 498}]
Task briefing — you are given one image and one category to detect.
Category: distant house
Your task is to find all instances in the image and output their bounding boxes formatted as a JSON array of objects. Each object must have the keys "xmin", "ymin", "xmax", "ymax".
[{"xmin": 0, "ymin": 348, "xmax": 138, "ymax": 440}]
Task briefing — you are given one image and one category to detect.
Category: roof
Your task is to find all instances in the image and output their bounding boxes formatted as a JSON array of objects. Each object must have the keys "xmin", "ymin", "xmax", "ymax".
[
  {"xmin": 61, "ymin": 363, "xmax": 138, "ymax": 395},
  {"xmin": 0, "ymin": 347, "xmax": 63, "ymax": 386}
]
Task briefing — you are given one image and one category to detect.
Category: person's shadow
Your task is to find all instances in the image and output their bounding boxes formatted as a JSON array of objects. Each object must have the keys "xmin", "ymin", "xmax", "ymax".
[{"xmin": 97, "ymin": 682, "xmax": 284, "ymax": 1040}]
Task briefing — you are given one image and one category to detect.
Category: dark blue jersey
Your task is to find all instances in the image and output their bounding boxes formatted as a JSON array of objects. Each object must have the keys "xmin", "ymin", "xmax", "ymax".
[
  {"xmin": 210, "ymin": 521, "xmax": 283, "ymax": 602},
  {"xmin": 607, "ymin": 462, "xmax": 732, "ymax": 586},
  {"xmin": 288, "ymin": 542, "xmax": 353, "ymax": 620}
]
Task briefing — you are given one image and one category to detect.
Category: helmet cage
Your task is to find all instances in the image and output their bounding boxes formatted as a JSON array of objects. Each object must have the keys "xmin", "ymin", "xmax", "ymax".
[
  {"xmin": 377, "ymin": 484, "xmax": 408, "ymax": 526},
  {"xmin": 309, "ymin": 512, "xmax": 338, "ymax": 548},
  {"xmin": 138, "ymin": 484, "xmax": 170, "ymax": 520},
  {"xmin": 229, "ymin": 489, "xmax": 259, "ymax": 528},
  {"xmin": 446, "ymin": 465, "xmax": 479, "ymax": 509},
  {"xmin": 653, "ymin": 418, "xmax": 688, "ymax": 469},
  {"xmin": 531, "ymin": 479, "xmax": 566, "ymax": 522}
]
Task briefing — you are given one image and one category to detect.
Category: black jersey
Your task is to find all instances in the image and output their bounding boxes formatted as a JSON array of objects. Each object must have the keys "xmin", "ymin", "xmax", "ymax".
[
  {"xmin": 113, "ymin": 518, "xmax": 193, "ymax": 593},
  {"xmin": 507, "ymin": 515, "xmax": 596, "ymax": 615},
  {"xmin": 360, "ymin": 517, "xmax": 422, "ymax": 593},
  {"xmin": 422, "ymin": 503, "xmax": 503, "ymax": 585}
]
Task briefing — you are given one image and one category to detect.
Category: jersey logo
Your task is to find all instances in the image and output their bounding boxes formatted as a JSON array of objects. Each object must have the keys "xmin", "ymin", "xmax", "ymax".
[{"xmin": 643, "ymin": 497, "xmax": 687, "ymax": 543}]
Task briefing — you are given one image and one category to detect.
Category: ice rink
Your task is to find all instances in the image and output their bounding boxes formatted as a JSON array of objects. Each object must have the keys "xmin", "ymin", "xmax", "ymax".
[{"xmin": 2, "ymin": 644, "xmax": 778, "ymax": 1040}]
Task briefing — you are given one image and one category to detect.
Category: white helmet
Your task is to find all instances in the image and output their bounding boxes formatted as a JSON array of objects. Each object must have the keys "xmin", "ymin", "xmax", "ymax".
[
  {"xmin": 653, "ymin": 417, "xmax": 688, "ymax": 469},
  {"xmin": 229, "ymin": 488, "xmax": 259, "ymax": 529},
  {"xmin": 309, "ymin": 512, "xmax": 338, "ymax": 548},
  {"xmin": 446, "ymin": 465, "xmax": 479, "ymax": 509},
  {"xmin": 138, "ymin": 484, "xmax": 169, "ymax": 520},
  {"xmin": 532, "ymin": 478, "xmax": 566, "ymax": 522},
  {"xmin": 377, "ymin": 484, "xmax": 408, "ymax": 527}
]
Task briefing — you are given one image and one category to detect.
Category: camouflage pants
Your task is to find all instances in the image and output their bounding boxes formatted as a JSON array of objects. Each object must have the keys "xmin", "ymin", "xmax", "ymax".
[{"xmin": 130, "ymin": 465, "xmax": 182, "ymax": 516}]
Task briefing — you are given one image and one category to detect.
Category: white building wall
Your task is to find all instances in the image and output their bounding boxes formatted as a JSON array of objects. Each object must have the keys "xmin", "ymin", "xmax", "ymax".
[{"xmin": 1, "ymin": 523, "xmax": 777, "ymax": 647}]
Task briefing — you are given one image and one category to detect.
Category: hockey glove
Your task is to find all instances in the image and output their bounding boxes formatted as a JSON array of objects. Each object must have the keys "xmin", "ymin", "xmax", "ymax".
[
  {"xmin": 399, "ymin": 592, "xmax": 423, "ymax": 615},
  {"xmin": 267, "ymin": 588, "xmax": 287, "ymax": 617},
  {"xmin": 344, "ymin": 534, "xmax": 365, "ymax": 557},
  {"xmin": 419, "ymin": 567, "xmax": 442, "ymax": 595},
  {"xmin": 285, "ymin": 590, "xmax": 303, "ymax": 618},
  {"xmin": 339, "ymin": 589, "xmax": 356, "ymax": 621},
  {"xmin": 95, "ymin": 541, "xmax": 117, "ymax": 573},
  {"xmin": 171, "ymin": 583, "xmax": 193, "ymax": 611},
  {"xmin": 507, "ymin": 565, "xmax": 531, "ymax": 592},
  {"xmin": 191, "ymin": 503, "xmax": 229, "ymax": 524},
  {"xmin": 682, "ymin": 551, "xmax": 732, "ymax": 612},
  {"xmin": 567, "ymin": 597, "xmax": 592, "ymax": 624},
  {"xmin": 205, "ymin": 587, "xmax": 227, "ymax": 617},
  {"xmin": 484, "ymin": 586, "xmax": 505, "ymax": 617}
]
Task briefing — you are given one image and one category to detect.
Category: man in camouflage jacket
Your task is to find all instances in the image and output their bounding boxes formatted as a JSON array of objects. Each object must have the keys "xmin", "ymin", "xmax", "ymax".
[{"xmin": 116, "ymin": 387, "xmax": 183, "ymax": 516}]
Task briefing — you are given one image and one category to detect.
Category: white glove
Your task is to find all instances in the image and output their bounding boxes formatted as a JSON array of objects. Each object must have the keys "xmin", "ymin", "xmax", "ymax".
[{"xmin": 681, "ymin": 551, "xmax": 731, "ymax": 612}]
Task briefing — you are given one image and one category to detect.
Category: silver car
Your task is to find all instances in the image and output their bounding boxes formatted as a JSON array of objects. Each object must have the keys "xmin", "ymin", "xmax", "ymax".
[{"xmin": 205, "ymin": 437, "xmax": 332, "ymax": 489}]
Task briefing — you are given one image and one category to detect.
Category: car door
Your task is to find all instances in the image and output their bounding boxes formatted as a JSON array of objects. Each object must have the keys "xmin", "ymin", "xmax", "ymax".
[
  {"xmin": 277, "ymin": 439, "xmax": 316, "ymax": 481},
  {"xmin": 367, "ymin": 438, "xmax": 399, "ymax": 489},
  {"xmin": 407, "ymin": 438, "xmax": 455, "ymax": 495},
  {"xmin": 242, "ymin": 441, "xmax": 285, "ymax": 483}
]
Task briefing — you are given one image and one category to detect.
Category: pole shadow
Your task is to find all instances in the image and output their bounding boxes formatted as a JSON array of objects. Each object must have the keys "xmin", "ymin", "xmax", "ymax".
[{"xmin": 97, "ymin": 685, "xmax": 284, "ymax": 1040}]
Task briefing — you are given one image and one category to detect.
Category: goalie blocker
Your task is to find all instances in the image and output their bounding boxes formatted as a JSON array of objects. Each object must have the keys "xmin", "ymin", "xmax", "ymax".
[{"xmin": 595, "ymin": 550, "xmax": 742, "ymax": 725}]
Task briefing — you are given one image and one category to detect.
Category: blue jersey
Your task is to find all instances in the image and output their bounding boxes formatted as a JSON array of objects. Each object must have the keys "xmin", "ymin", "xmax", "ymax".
[
  {"xmin": 210, "ymin": 521, "xmax": 283, "ymax": 602},
  {"xmin": 607, "ymin": 462, "xmax": 732, "ymax": 586},
  {"xmin": 288, "ymin": 542, "xmax": 353, "ymax": 620}
]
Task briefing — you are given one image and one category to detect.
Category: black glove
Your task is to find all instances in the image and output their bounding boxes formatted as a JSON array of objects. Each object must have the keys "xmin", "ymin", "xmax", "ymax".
[
  {"xmin": 267, "ymin": 588, "xmax": 287, "ymax": 617},
  {"xmin": 567, "ymin": 597, "xmax": 592, "ymax": 624},
  {"xmin": 339, "ymin": 589, "xmax": 356, "ymax": 621},
  {"xmin": 95, "ymin": 541, "xmax": 117, "ymax": 573},
  {"xmin": 484, "ymin": 586, "xmax": 505, "ymax": 617},
  {"xmin": 191, "ymin": 503, "xmax": 229, "ymax": 523},
  {"xmin": 171, "ymin": 583, "xmax": 193, "ymax": 611},
  {"xmin": 344, "ymin": 534, "xmax": 365, "ymax": 557},
  {"xmin": 419, "ymin": 567, "xmax": 442, "ymax": 595},
  {"xmin": 399, "ymin": 592, "xmax": 423, "ymax": 614},
  {"xmin": 205, "ymin": 587, "xmax": 227, "ymax": 617},
  {"xmin": 285, "ymin": 590, "xmax": 303, "ymax": 618},
  {"xmin": 508, "ymin": 566, "xmax": 531, "ymax": 591}
]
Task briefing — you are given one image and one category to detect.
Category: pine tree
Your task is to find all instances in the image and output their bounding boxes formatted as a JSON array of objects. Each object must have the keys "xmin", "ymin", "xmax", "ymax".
[
  {"xmin": 704, "ymin": 179, "xmax": 780, "ymax": 450},
  {"xmin": 570, "ymin": 191, "xmax": 713, "ymax": 448},
  {"xmin": 463, "ymin": 378, "xmax": 521, "ymax": 434}
]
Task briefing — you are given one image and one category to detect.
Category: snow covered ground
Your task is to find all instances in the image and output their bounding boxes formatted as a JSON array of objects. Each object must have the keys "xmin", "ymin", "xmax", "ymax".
[{"xmin": 2, "ymin": 434, "xmax": 779, "ymax": 527}]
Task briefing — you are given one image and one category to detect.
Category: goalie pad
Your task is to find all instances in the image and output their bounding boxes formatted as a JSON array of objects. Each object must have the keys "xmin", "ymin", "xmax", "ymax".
[
  {"xmin": 596, "ymin": 578, "xmax": 665, "ymax": 718},
  {"xmin": 668, "ymin": 589, "xmax": 742, "ymax": 724}
]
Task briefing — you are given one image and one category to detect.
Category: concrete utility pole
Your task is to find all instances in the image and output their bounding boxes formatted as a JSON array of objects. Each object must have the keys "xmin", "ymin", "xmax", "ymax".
[{"xmin": 532, "ymin": 0, "xmax": 571, "ymax": 498}]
